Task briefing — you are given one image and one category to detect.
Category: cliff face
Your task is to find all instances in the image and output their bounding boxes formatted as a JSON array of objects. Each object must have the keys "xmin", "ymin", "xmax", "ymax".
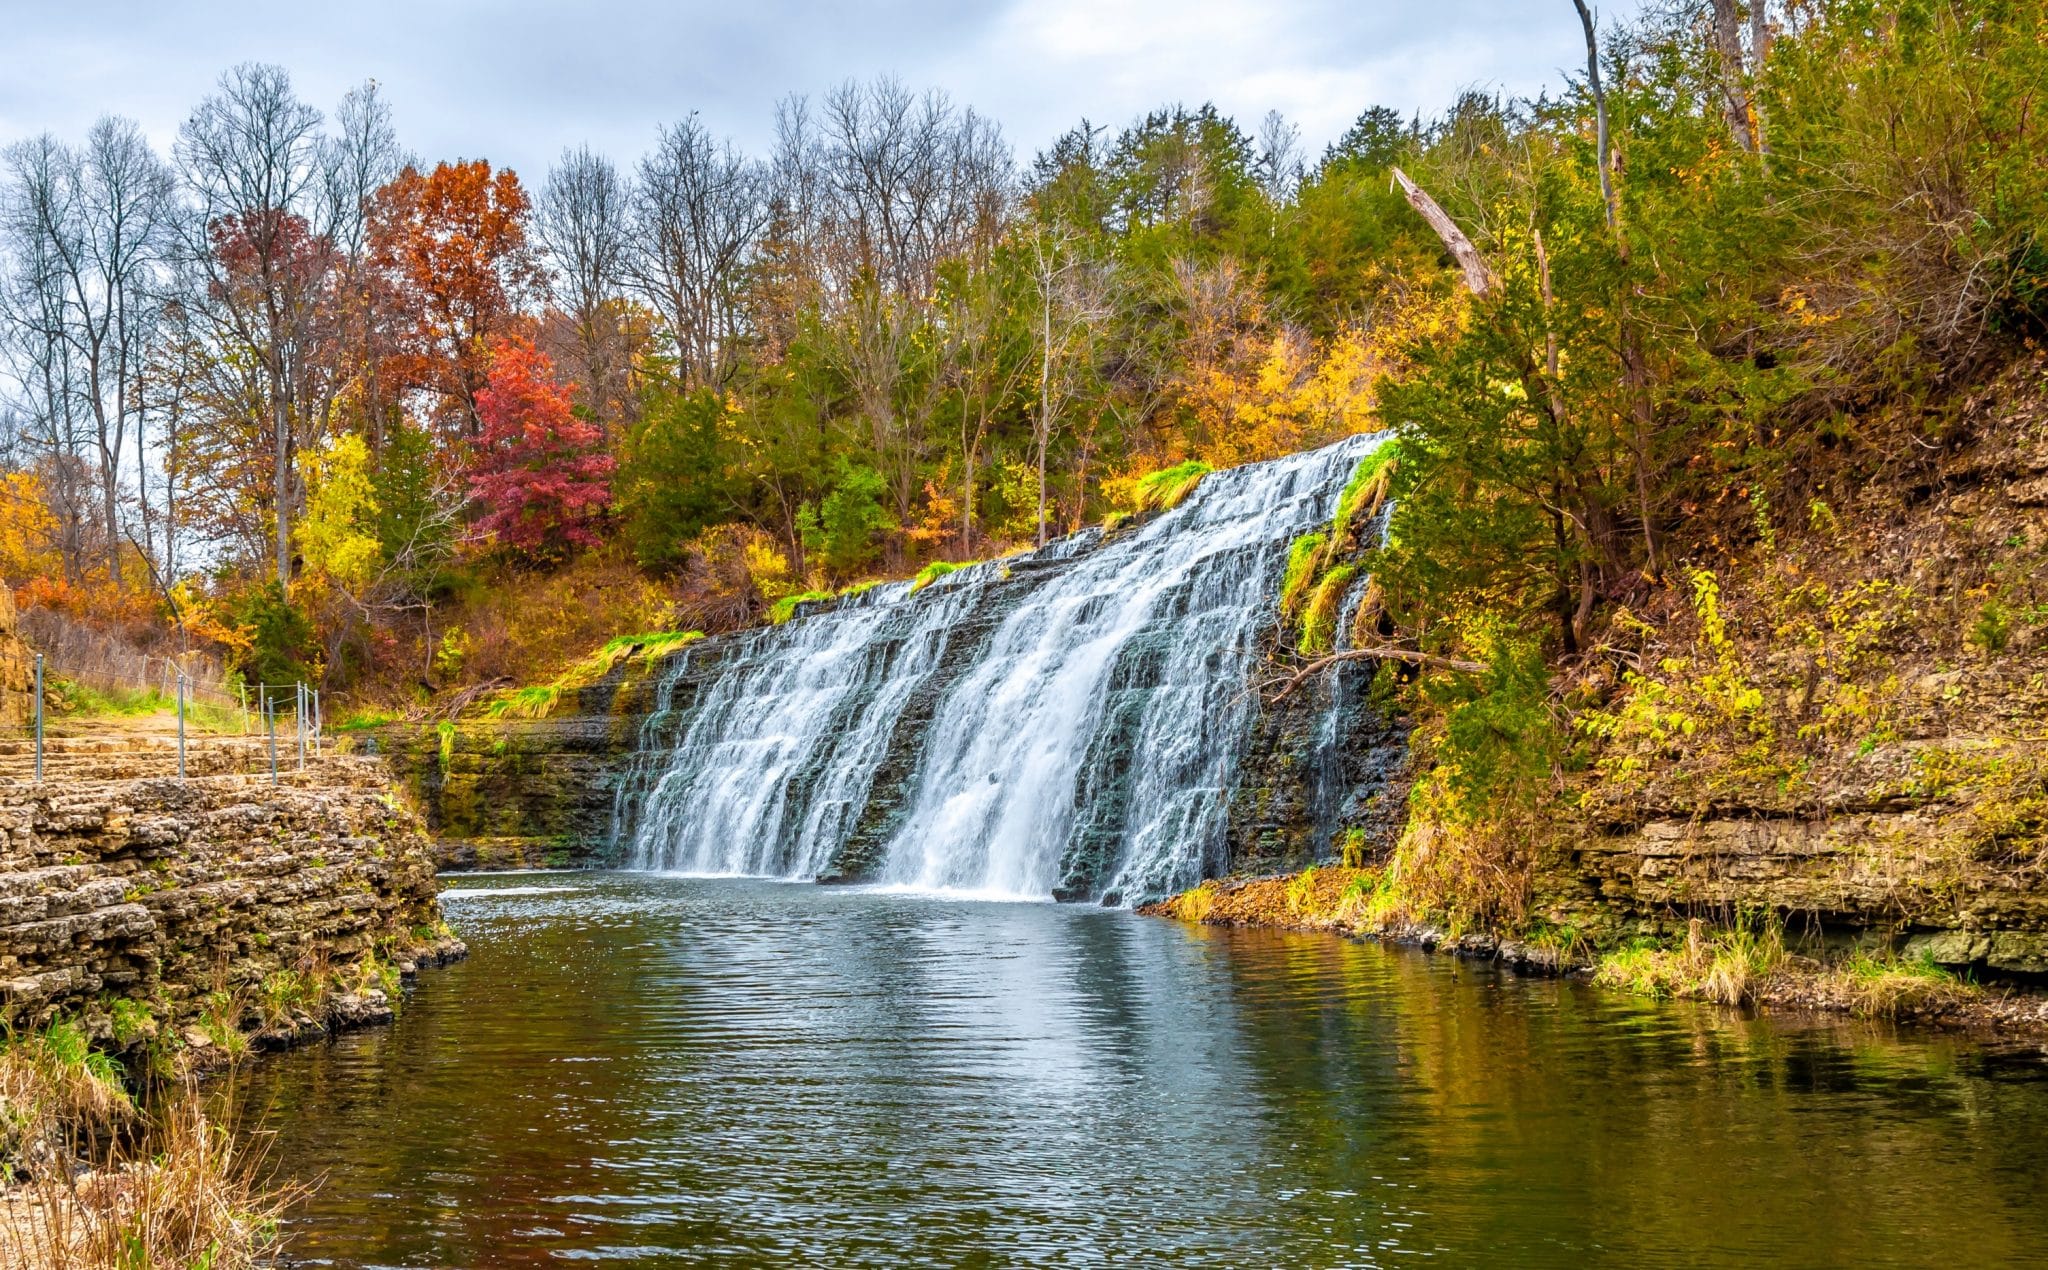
[
  {"xmin": 1531, "ymin": 351, "xmax": 2048, "ymax": 975},
  {"xmin": 0, "ymin": 757, "xmax": 461, "ymax": 1046},
  {"xmin": 373, "ymin": 641, "xmax": 709, "ymax": 871},
  {"xmin": 1226, "ymin": 652, "xmax": 1411, "ymax": 875}
]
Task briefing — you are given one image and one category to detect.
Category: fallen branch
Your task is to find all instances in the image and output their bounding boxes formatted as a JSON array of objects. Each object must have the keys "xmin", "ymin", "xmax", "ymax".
[{"xmin": 1263, "ymin": 647, "xmax": 1490, "ymax": 702}]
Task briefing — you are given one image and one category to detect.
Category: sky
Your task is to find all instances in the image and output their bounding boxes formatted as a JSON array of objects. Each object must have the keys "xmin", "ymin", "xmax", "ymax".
[{"xmin": 0, "ymin": 0, "xmax": 1649, "ymax": 182}]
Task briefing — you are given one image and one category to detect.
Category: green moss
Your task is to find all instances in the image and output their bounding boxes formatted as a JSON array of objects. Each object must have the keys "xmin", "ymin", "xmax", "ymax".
[
  {"xmin": 1328, "ymin": 440, "xmax": 1402, "ymax": 552},
  {"xmin": 768, "ymin": 591, "xmax": 833, "ymax": 624},
  {"xmin": 910, "ymin": 560, "xmax": 971, "ymax": 593},
  {"xmin": 335, "ymin": 708, "xmax": 401, "ymax": 732},
  {"xmin": 435, "ymin": 721, "xmax": 457, "ymax": 772},
  {"xmin": 1298, "ymin": 565, "xmax": 1360, "ymax": 656},
  {"xmin": 482, "ymin": 685, "xmax": 561, "ymax": 720},
  {"xmin": 1131, "ymin": 460, "xmax": 1214, "ymax": 513},
  {"xmin": 1280, "ymin": 532, "xmax": 1328, "ymax": 616}
]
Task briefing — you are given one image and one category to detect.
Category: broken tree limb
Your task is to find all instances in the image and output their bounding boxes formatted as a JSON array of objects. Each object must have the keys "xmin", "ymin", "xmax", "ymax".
[
  {"xmin": 1572, "ymin": 0, "xmax": 1620, "ymax": 233},
  {"xmin": 1264, "ymin": 646, "xmax": 1490, "ymax": 702},
  {"xmin": 1390, "ymin": 167, "xmax": 1495, "ymax": 297}
]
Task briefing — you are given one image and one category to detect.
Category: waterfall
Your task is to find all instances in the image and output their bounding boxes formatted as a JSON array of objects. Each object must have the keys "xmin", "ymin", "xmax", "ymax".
[{"xmin": 622, "ymin": 434, "xmax": 1386, "ymax": 903}]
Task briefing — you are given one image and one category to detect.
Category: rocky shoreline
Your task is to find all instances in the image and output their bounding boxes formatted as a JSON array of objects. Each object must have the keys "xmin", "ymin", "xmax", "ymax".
[{"xmin": 1143, "ymin": 868, "xmax": 2048, "ymax": 1042}]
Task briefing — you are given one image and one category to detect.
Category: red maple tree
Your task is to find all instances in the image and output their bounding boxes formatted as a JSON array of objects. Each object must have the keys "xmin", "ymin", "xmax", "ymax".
[{"xmin": 469, "ymin": 336, "xmax": 613, "ymax": 556}]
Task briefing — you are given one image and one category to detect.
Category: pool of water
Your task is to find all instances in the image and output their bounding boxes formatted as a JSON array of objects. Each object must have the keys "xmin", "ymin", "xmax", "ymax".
[{"xmin": 235, "ymin": 873, "xmax": 2048, "ymax": 1267}]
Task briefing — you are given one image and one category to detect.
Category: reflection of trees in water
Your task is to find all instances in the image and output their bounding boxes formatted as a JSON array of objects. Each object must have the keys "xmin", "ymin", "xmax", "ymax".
[
  {"xmin": 1192, "ymin": 922, "xmax": 2048, "ymax": 1264},
  {"xmin": 234, "ymin": 880, "xmax": 2048, "ymax": 1267}
]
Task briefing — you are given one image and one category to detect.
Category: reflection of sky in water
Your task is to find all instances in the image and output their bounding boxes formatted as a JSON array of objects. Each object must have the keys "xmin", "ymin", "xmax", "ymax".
[{"xmin": 232, "ymin": 874, "xmax": 2048, "ymax": 1268}]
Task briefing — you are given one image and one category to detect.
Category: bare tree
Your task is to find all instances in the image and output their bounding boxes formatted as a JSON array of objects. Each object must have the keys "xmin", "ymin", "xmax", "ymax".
[
  {"xmin": 320, "ymin": 81, "xmax": 405, "ymax": 446},
  {"xmin": 1255, "ymin": 110, "xmax": 1304, "ymax": 205},
  {"xmin": 175, "ymin": 63, "xmax": 334, "ymax": 589},
  {"xmin": 539, "ymin": 144, "xmax": 631, "ymax": 423},
  {"xmin": 1027, "ymin": 224, "xmax": 1108, "ymax": 546},
  {"xmin": 628, "ymin": 116, "xmax": 767, "ymax": 389},
  {"xmin": 0, "ymin": 119, "xmax": 176, "ymax": 585}
]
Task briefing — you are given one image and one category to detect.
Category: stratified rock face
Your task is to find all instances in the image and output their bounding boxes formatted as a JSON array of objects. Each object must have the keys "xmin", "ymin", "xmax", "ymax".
[
  {"xmin": 0, "ymin": 589, "xmax": 32, "ymax": 732},
  {"xmin": 1225, "ymin": 654, "xmax": 1411, "ymax": 876},
  {"xmin": 0, "ymin": 760, "xmax": 457, "ymax": 1030},
  {"xmin": 374, "ymin": 657, "xmax": 685, "ymax": 871}
]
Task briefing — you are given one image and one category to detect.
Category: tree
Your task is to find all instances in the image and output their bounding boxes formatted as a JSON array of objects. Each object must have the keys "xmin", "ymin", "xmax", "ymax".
[
  {"xmin": 628, "ymin": 118, "xmax": 766, "ymax": 389},
  {"xmin": 616, "ymin": 386, "xmax": 735, "ymax": 571},
  {"xmin": 1026, "ymin": 224, "xmax": 1109, "ymax": 545},
  {"xmin": 371, "ymin": 159, "xmax": 544, "ymax": 438},
  {"xmin": 176, "ymin": 65, "xmax": 333, "ymax": 590},
  {"xmin": 538, "ymin": 145, "xmax": 632, "ymax": 430},
  {"xmin": 0, "ymin": 118, "xmax": 177, "ymax": 585},
  {"xmin": 468, "ymin": 336, "xmax": 612, "ymax": 557}
]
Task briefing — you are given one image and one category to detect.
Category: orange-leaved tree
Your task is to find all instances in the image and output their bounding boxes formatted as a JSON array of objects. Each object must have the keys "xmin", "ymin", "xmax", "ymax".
[{"xmin": 371, "ymin": 160, "xmax": 544, "ymax": 439}]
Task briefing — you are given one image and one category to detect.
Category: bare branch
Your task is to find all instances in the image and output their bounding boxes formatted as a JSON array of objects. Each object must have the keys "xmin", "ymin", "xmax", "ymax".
[{"xmin": 1263, "ymin": 646, "xmax": 1490, "ymax": 702}]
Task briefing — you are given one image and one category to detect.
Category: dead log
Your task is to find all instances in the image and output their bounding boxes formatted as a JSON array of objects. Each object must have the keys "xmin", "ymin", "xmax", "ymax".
[{"xmin": 1390, "ymin": 167, "xmax": 1495, "ymax": 297}]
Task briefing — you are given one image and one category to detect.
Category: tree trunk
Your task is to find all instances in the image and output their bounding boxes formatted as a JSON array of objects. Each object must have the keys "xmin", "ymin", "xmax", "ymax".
[
  {"xmin": 273, "ymin": 364, "xmax": 292, "ymax": 591},
  {"xmin": 1709, "ymin": 0, "xmax": 1758, "ymax": 152},
  {"xmin": 1391, "ymin": 167, "xmax": 1494, "ymax": 296}
]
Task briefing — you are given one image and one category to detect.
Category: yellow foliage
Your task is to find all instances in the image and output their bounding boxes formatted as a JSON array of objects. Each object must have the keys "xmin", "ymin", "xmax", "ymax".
[
  {"xmin": 296, "ymin": 434, "xmax": 382, "ymax": 592},
  {"xmin": 0, "ymin": 472, "xmax": 62, "ymax": 584}
]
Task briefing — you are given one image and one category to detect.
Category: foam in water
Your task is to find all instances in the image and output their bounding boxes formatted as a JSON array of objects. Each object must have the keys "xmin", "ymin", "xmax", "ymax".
[{"xmin": 621, "ymin": 434, "xmax": 1385, "ymax": 903}]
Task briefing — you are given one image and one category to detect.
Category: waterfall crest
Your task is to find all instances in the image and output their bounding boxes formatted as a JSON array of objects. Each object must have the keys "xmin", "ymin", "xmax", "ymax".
[{"xmin": 621, "ymin": 434, "xmax": 1385, "ymax": 903}]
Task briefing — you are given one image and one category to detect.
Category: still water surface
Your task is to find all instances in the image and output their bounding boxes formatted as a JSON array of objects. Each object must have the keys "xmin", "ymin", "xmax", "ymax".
[{"xmin": 237, "ymin": 873, "xmax": 2048, "ymax": 1267}]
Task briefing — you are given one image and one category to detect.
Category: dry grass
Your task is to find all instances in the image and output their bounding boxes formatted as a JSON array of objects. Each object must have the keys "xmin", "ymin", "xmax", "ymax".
[
  {"xmin": 1, "ymin": 1084, "xmax": 302, "ymax": 1269},
  {"xmin": 1594, "ymin": 917, "xmax": 1787, "ymax": 1007}
]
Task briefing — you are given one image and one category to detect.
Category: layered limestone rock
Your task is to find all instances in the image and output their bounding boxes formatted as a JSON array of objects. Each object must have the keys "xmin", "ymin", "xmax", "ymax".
[
  {"xmin": 0, "ymin": 758, "xmax": 461, "ymax": 1041},
  {"xmin": 1534, "ymin": 353, "xmax": 2048, "ymax": 977},
  {"xmin": 371, "ymin": 644, "xmax": 695, "ymax": 870}
]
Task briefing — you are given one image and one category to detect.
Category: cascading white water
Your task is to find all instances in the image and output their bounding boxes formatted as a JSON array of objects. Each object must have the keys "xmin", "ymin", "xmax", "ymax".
[{"xmin": 623, "ymin": 433, "xmax": 1385, "ymax": 902}]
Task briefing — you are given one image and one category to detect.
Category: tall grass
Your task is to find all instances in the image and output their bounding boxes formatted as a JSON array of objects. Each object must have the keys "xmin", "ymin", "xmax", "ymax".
[
  {"xmin": 1594, "ymin": 916, "xmax": 1786, "ymax": 1007},
  {"xmin": 1, "ymin": 1024, "xmax": 305, "ymax": 1268}
]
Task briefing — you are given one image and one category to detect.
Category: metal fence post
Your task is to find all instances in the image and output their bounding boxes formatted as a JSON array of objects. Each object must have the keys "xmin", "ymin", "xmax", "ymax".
[
  {"xmin": 266, "ymin": 694, "xmax": 278, "ymax": 785},
  {"xmin": 176, "ymin": 670, "xmax": 187, "ymax": 780},
  {"xmin": 33, "ymin": 652, "xmax": 43, "ymax": 784},
  {"xmin": 312, "ymin": 688, "xmax": 321, "ymax": 756},
  {"xmin": 296, "ymin": 682, "xmax": 307, "ymax": 769}
]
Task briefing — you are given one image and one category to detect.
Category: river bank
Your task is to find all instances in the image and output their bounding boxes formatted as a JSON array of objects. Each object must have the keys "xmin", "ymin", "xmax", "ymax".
[
  {"xmin": 1143, "ymin": 868, "xmax": 2048, "ymax": 1040},
  {"xmin": 0, "ymin": 749, "xmax": 464, "ymax": 1267}
]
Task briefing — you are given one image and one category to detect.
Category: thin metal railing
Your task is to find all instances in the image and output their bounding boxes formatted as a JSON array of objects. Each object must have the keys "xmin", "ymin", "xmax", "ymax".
[{"xmin": 11, "ymin": 656, "xmax": 324, "ymax": 787}]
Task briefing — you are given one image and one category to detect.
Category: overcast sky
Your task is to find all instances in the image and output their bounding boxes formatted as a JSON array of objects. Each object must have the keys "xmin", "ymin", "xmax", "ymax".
[{"xmin": 0, "ymin": 0, "xmax": 1649, "ymax": 181}]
